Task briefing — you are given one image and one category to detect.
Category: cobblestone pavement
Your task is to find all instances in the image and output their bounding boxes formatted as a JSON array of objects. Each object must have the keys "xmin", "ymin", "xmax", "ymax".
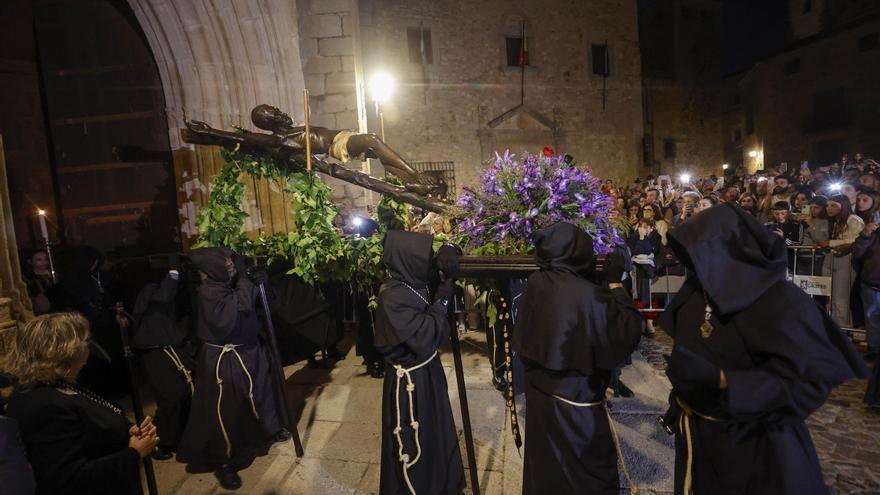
[{"xmin": 638, "ymin": 330, "xmax": 880, "ymax": 495}]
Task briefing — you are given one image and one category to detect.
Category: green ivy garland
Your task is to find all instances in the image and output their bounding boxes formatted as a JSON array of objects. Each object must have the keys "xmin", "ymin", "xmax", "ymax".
[{"xmin": 193, "ymin": 149, "xmax": 408, "ymax": 298}]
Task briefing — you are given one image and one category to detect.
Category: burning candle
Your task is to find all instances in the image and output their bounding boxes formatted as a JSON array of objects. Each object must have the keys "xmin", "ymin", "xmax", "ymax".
[{"xmin": 37, "ymin": 209, "xmax": 48, "ymax": 241}]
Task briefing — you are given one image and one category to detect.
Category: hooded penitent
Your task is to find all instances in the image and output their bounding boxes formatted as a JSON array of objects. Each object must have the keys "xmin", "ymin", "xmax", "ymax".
[
  {"xmin": 514, "ymin": 222, "xmax": 640, "ymax": 373},
  {"xmin": 658, "ymin": 203, "xmax": 867, "ymax": 495},
  {"xmin": 513, "ymin": 221, "xmax": 642, "ymax": 495},
  {"xmin": 660, "ymin": 203, "xmax": 867, "ymax": 391},
  {"xmin": 374, "ymin": 230, "xmax": 435, "ymax": 348},
  {"xmin": 373, "ymin": 230, "xmax": 465, "ymax": 495},
  {"xmin": 177, "ymin": 247, "xmax": 279, "ymax": 469},
  {"xmin": 188, "ymin": 247, "xmax": 253, "ymax": 343}
]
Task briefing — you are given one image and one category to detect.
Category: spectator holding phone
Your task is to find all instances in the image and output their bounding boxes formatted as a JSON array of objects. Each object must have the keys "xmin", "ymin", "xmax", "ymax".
[
  {"xmin": 819, "ymin": 195, "xmax": 865, "ymax": 327},
  {"xmin": 673, "ymin": 191, "xmax": 701, "ymax": 226}
]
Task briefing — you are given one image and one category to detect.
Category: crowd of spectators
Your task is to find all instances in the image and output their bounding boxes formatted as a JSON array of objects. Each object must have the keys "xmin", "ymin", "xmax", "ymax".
[{"xmin": 608, "ymin": 153, "xmax": 880, "ymax": 361}]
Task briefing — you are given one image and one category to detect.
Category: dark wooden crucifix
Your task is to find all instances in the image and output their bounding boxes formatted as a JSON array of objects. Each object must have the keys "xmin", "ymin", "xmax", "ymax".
[{"xmin": 181, "ymin": 104, "xmax": 451, "ymax": 214}]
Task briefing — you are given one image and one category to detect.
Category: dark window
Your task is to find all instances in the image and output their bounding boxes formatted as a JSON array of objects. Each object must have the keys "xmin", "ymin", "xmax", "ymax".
[
  {"xmin": 733, "ymin": 93, "xmax": 741, "ymax": 106},
  {"xmin": 803, "ymin": 0, "xmax": 812, "ymax": 13},
  {"xmin": 733, "ymin": 129, "xmax": 742, "ymax": 144},
  {"xmin": 784, "ymin": 58, "xmax": 801, "ymax": 75},
  {"xmin": 663, "ymin": 139, "xmax": 677, "ymax": 159},
  {"xmin": 746, "ymin": 109, "xmax": 755, "ymax": 135},
  {"xmin": 407, "ymin": 28, "xmax": 433, "ymax": 64},
  {"xmin": 681, "ymin": 7, "xmax": 693, "ymax": 20},
  {"xmin": 591, "ymin": 44, "xmax": 610, "ymax": 76},
  {"xmin": 506, "ymin": 36, "xmax": 530, "ymax": 67},
  {"xmin": 859, "ymin": 32, "xmax": 878, "ymax": 52}
]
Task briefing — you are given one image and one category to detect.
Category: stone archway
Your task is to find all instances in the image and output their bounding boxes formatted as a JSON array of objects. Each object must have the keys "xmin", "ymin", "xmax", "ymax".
[
  {"xmin": 126, "ymin": 0, "xmax": 309, "ymax": 244},
  {"xmin": 126, "ymin": 0, "xmax": 371, "ymax": 245}
]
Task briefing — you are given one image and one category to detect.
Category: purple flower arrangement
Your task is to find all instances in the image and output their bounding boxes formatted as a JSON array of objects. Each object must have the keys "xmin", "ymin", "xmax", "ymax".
[{"xmin": 455, "ymin": 150, "xmax": 622, "ymax": 255}]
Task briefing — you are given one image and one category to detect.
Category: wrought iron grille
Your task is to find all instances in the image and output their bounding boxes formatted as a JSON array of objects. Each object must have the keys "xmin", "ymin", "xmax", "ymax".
[{"xmin": 412, "ymin": 161, "xmax": 456, "ymax": 199}]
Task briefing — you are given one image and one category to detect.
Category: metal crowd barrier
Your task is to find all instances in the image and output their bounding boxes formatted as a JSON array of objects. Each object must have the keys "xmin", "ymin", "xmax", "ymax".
[
  {"xmin": 625, "ymin": 246, "xmax": 865, "ymax": 342},
  {"xmin": 788, "ymin": 246, "xmax": 865, "ymax": 342}
]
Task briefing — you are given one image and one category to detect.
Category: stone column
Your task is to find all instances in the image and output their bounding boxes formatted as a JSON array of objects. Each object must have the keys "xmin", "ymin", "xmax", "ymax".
[{"xmin": 297, "ymin": 0, "xmax": 371, "ymax": 212}]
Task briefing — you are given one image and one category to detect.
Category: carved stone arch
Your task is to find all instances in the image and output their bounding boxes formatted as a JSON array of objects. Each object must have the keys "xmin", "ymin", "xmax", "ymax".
[
  {"xmin": 125, "ymin": 0, "xmax": 310, "ymax": 245},
  {"xmin": 126, "ymin": 0, "xmax": 307, "ymax": 147}
]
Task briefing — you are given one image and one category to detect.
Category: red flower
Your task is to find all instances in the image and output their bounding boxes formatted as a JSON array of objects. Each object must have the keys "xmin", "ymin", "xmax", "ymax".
[{"xmin": 542, "ymin": 146, "xmax": 555, "ymax": 157}]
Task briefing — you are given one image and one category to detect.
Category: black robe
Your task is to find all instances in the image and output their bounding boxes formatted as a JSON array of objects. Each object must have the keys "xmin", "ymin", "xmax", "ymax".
[
  {"xmin": 60, "ymin": 246, "xmax": 128, "ymax": 398},
  {"xmin": 512, "ymin": 222, "xmax": 642, "ymax": 495},
  {"xmin": 374, "ymin": 231, "xmax": 465, "ymax": 495},
  {"xmin": 658, "ymin": 203, "xmax": 869, "ymax": 495},
  {"xmin": 176, "ymin": 247, "xmax": 280, "ymax": 469},
  {"xmin": 267, "ymin": 261, "xmax": 336, "ymax": 364},
  {"xmin": 131, "ymin": 273, "xmax": 195, "ymax": 451},
  {"xmin": 7, "ymin": 385, "xmax": 142, "ymax": 495}
]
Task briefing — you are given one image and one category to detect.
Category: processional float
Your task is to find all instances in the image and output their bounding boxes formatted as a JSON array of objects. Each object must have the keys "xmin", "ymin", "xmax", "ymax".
[{"xmin": 183, "ymin": 103, "xmax": 539, "ymax": 495}]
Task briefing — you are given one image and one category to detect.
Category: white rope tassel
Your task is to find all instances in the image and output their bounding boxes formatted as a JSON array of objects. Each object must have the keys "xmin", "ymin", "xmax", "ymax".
[
  {"xmin": 392, "ymin": 351, "xmax": 438, "ymax": 495},
  {"xmin": 162, "ymin": 346, "xmax": 194, "ymax": 395}
]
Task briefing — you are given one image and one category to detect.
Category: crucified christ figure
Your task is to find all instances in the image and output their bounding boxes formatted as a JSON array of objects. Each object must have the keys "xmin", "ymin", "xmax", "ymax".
[{"xmin": 219, "ymin": 104, "xmax": 445, "ymax": 197}]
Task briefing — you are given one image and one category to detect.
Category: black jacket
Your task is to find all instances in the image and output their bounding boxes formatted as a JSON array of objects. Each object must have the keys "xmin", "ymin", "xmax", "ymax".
[
  {"xmin": 6, "ymin": 386, "xmax": 141, "ymax": 495},
  {"xmin": 853, "ymin": 230, "xmax": 880, "ymax": 289}
]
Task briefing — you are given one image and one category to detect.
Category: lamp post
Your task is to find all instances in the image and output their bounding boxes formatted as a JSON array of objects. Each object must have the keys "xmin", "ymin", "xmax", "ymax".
[{"xmin": 368, "ymin": 71, "xmax": 395, "ymax": 141}]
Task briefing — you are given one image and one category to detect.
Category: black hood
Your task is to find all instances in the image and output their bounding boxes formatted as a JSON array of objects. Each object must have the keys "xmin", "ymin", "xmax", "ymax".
[
  {"xmin": 188, "ymin": 247, "xmax": 233, "ymax": 284},
  {"xmin": 534, "ymin": 222, "xmax": 595, "ymax": 276},
  {"xmin": 667, "ymin": 203, "xmax": 786, "ymax": 315},
  {"xmin": 383, "ymin": 230, "xmax": 433, "ymax": 288}
]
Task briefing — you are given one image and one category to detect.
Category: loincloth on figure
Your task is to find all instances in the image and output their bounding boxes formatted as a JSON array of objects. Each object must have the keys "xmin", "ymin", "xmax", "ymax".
[{"xmin": 330, "ymin": 131, "xmax": 356, "ymax": 163}]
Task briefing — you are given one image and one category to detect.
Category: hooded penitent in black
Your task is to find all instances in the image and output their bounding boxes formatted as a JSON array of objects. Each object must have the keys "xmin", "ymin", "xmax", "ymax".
[
  {"xmin": 657, "ymin": 203, "xmax": 868, "ymax": 495},
  {"xmin": 61, "ymin": 246, "xmax": 129, "ymax": 397},
  {"xmin": 176, "ymin": 247, "xmax": 280, "ymax": 470},
  {"xmin": 374, "ymin": 231, "xmax": 465, "ymax": 495},
  {"xmin": 512, "ymin": 222, "xmax": 642, "ymax": 495},
  {"xmin": 130, "ymin": 271, "xmax": 195, "ymax": 452}
]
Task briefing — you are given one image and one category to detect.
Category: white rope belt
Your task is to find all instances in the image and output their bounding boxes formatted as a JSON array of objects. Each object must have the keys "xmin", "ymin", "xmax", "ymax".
[
  {"xmin": 550, "ymin": 393, "xmax": 639, "ymax": 495},
  {"xmin": 392, "ymin": 351, "xmax": 438, "ymax": 495},
  {"xmin": 162, "ymin": 346, "xmax": 194, "ymax": 396},
  {"xmin": 205, "ymin": 342, "xmax": 260, "ymax": 459}
]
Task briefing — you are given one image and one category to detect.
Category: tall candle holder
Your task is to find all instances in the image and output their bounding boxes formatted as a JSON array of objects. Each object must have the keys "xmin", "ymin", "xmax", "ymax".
[{"xmin": 36, "ymin": 209, "xmax": 57, "ymax": 282}]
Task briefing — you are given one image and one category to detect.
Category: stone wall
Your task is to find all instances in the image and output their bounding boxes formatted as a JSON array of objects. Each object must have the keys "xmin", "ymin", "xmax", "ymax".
[
  {"xmin": 722, "ymin": 16, "xmax": 880, "ymax": 171},
  {"xmin": 639, "ymin": 0, "xmax": 726, "ymax": 180},
  {"xmin": 296, "ymin": 0, "xmax": 372, "ymax": 211},
  {"xmin": 358, "ymin": 0, "xmax": 645, "ymax": 191},
  {"xmin": 644, "ymin": 80, "xmax": 725, "ymax": 179}
]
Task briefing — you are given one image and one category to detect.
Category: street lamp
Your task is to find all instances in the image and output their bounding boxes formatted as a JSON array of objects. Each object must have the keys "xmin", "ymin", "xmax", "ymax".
[
  {"xmin": 748, "ymin": 150, "xmax": 759, "ymax": 158},
  {"xmin": 368, "ymin": 71, "xmax": 395, "ymax": 141},
  {"xmin": 722, "ymin": 163, "xmax": 729, "ymax": 170}
]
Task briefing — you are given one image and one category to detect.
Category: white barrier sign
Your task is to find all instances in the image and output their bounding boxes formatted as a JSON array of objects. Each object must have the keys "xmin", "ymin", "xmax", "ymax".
[{"xmin": 792, "ymin": 275, "xmax": 832, "ymax": 297}]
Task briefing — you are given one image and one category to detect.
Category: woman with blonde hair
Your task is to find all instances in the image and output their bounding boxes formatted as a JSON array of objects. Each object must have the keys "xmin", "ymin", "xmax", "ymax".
[{"xmin": 5, "ymin": 312, "xmax": 157, "ymax": 495}]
